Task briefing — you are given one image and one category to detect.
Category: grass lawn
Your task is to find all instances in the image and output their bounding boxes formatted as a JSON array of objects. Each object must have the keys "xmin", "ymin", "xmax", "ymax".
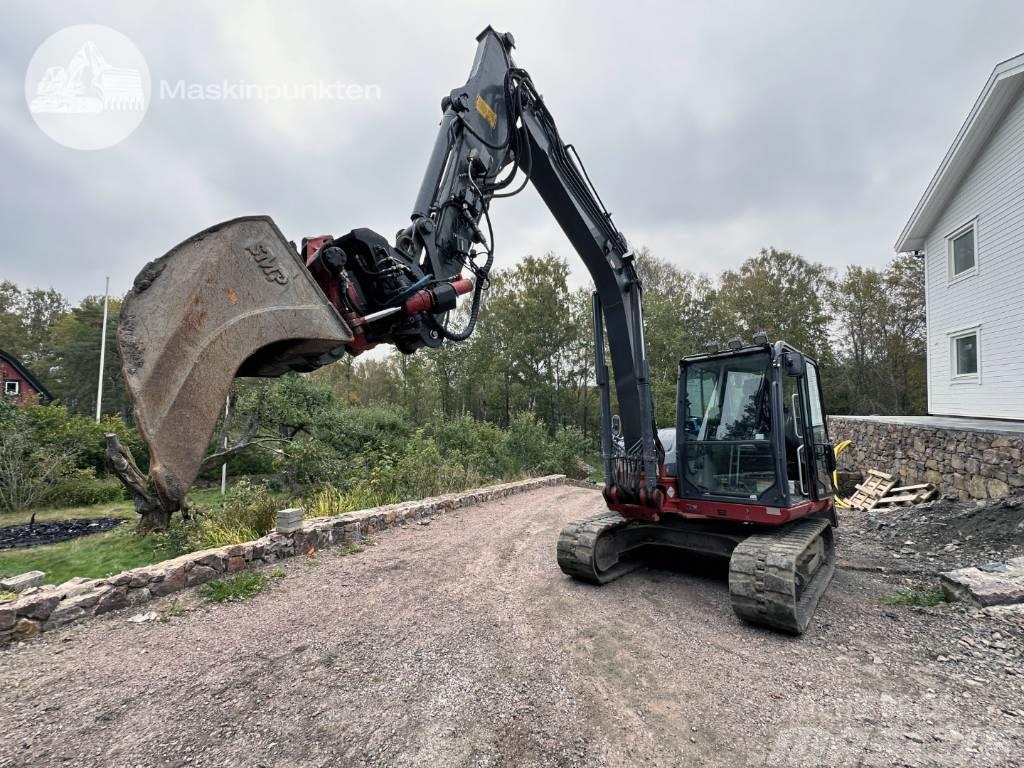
[{"xmin": 0, "ymin": 487, "xmax": 240, "ymax": 586}]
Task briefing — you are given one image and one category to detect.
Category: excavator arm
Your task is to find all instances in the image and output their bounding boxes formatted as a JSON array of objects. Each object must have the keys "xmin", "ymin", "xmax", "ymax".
[{"xmin": 119, "ymin": 27, "xmax": 660, "ymax": 511}]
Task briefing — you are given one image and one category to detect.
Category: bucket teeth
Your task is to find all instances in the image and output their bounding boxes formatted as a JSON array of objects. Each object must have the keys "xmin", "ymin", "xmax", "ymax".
[{"xmin": 118, "ymin": 216, "xmax": 353, "ymax": 509}]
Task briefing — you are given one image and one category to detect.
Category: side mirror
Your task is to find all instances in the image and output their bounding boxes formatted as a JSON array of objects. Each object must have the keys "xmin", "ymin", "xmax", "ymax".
[
  {"xmin": 611, "ymin": 414, "xmax": 622, "ymax": 439},
  {"xmin": 784, "ymin": 351, "xmax": 806, "ymax": 378}
]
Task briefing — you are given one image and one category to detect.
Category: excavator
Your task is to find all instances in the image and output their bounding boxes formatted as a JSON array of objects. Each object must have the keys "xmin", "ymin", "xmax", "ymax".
[{"xmin": 118, "ymin": 27, "xmax": 837, "ymax": 634}]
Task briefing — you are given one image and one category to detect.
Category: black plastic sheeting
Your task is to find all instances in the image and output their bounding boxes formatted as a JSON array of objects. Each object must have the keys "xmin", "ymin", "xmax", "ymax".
[{"xmin": 0, "ymin": 517, "xmax": 125, "ymax": 550}]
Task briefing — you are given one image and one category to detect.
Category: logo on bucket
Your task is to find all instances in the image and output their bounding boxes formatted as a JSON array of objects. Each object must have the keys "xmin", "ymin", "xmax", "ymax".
[{"xmin": 25, "ymin": 25, "xmax": 151, "ymax": 150}]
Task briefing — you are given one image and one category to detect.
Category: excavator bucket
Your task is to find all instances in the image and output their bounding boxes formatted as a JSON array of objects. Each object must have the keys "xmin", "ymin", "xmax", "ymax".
[{"xmin": 118, "ymin": 216, "xmax": 353, "ymax": 509}]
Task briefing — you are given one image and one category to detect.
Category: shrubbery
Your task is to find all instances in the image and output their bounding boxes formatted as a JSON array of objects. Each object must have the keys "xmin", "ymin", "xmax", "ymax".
[
  {"xmin": 299, "ymin": 411, "xmax": 588, "ymax": 518},
  {"xmin": 48, "ymin": 469, "xmax": 125, "ymax": 507},
  {"xmin": 0, "ymin": 371, "xmax": 591, "ymax": 523},
  {"xmin": 183, "ymin": 479, "xmax": 280, "ymax": 548},
  {"xmin": 0, "ymin": 401, "xmax": 137, "ymax": 513}
]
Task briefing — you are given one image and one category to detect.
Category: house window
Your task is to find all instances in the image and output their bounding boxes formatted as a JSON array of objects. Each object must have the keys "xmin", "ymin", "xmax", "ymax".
[
  {"xmin": 947, "ymin": 221, "xmax": 977, "ymax": 280},
  {"xmin": 3, "ymin": 380, "xmax": 19, "ymax": 396},
  {"xmin": 950, "ymin": 328, "xmax": 980, "ymax": 380}
]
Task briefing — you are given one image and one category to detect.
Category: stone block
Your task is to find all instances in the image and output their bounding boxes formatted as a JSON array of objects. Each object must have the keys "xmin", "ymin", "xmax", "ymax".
[
  {"xmin": 55, "ymin": 578, "xmax": 105, "ymax": 600},
  {"xmin": 193, "ymin": 550, "xmax": 228, "ymax": 572},
  {"xmin": 226, "ymin": 556, "xmax": 246, "ymax": 573},
  {"xmin": 967, "ymin": 475, "xmax": 989, "ymax": 499},
  {"xmin": 94, "ymin": 587, "xmax": 129, "ymax": 616},
  {"xmin": 13, "ymin": 592, "xmax": 60, "ymax": 621},
  {"xmin": 128, "ymin": 569, "xmax": 160, "ymax": 588},
  {"xmin": 13, "ymin": 617, "xmax": 40, "ymax": 640},
  {"xmin": 186, "ymin": 565, "xmax": 218, "ymax": 587},
  {"xmin": 0, "ymin": 605, "xmax": 14, "ymax": 631},
  {"xmin": 0, "ymin": 571, "xmax": 45, "ymax": 593},
  {"xmin": 150, "ymin": 566, "xmax": 186, "ymax": 597},
  {"xmin": 276, "ymin": 508, "xmax": 304, "ymax": 533},
  {"xmin": 108, "ymin": 572, "xmax": 134, "ymax": 587},
  {"xmin": 43, "ymin": 589, "xmax": 108, "ymax": 630},
  {"xmin": 126, "ymin": 587, "xmax": 151, "ymax": 606},
  {"xmin": 986, "ymin": 478, "xmax": 1010, "ymax": 499},
  {"xmin": 941, "ymin": 560, "xmax": 1024, "ymax": 607}
]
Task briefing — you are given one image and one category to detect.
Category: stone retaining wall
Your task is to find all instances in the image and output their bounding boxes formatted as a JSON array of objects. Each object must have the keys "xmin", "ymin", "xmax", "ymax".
[
  {"xmin": 829, "ymin": 416, "xmax": 1023, "ymax": 500},
  {"xmin": 0, "ymin": 475, "xmax": 567, "ymax": 647}
]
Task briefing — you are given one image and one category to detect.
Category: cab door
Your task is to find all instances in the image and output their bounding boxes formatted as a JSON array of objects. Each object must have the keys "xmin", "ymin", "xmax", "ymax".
[{"xmin": 802, "ymin": 361, "xmax": 834, "ymax": 499}]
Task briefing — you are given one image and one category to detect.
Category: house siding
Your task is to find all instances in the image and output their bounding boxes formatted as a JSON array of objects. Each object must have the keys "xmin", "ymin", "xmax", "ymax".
[
  {"xmin": 924, "ymin": 83, "xmax": 1024, "ymax": 420},
  {"xmin": 0, "ymin": 359, "xmax": 45, "ymax": 406}
]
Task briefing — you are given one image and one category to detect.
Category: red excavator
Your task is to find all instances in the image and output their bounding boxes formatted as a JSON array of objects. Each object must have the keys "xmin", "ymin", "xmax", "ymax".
[{"xmin": 119, "ymin": 28, "xmax": 837, "ymax": 633}]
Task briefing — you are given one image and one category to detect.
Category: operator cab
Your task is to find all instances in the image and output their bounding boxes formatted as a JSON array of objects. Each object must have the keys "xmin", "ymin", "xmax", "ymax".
[{"xmin": 670, "ymin": 339, "xmax": 834, "ymax": 510}]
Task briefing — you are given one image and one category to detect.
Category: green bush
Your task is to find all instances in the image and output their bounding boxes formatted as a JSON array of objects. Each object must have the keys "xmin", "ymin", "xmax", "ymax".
[
  {"xmin": 541, "ymin": 425, "xmax": 590, "ymax": 478},
  {"xmin": 47, "ymin": 468, "xmax": 125, "ymax": 507},
  {"xmin": 18, "ymin": 404, "xmax": 147, "ymax": 476},
  {"xmin": 187, "ymin": 479, "xmax": 280, "ymax": 548},
  {"xmin": 429, "ymin": 414, "xmax": 507, "ymax": 480},
  {"xmin": 504, "ymin": 412, "xmax": 551, "ymax": 475}
]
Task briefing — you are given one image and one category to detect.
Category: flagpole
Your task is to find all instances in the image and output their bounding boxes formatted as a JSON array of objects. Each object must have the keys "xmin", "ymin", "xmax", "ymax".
[
  {"xmin": 95, "ymin": 276, "xmax": 110, "ymax": 423},
  {"xmin": 221, "ymin": 394, "xmax": 230, "ymax": 495}
]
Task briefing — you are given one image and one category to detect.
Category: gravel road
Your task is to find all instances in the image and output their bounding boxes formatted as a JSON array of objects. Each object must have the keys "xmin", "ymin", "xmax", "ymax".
[{"xmin": 1, "ymin": 485, "xmax": 1022, "ymax": 767}]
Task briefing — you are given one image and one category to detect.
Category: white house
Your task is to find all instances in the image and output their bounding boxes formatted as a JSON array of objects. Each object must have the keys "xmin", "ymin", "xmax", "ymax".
[{"xmin": 896, "ymin": 53, "xmax": 1024, "ymax": 421}]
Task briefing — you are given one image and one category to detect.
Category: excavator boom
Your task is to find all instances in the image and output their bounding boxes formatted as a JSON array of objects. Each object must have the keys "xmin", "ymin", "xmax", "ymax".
[{"xmin": 119, "ymin": 26, "xmax": 657, "ymax": 511}]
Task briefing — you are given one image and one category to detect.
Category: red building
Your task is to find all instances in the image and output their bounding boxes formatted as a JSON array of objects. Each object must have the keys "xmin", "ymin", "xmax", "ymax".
[{"xmin": 0, "ymin": 350, "xmax": 52, "ymax": 406}]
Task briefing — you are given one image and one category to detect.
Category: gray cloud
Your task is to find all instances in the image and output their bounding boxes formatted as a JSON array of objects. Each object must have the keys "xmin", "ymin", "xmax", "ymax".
[{"xmin": 2, "ymin": 0, "xmax": 1023, "ymax": 301}]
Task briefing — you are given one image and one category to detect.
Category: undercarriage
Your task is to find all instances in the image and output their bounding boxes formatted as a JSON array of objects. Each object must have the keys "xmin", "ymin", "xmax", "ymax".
[{"xmin": 557, "ymin": 513, "xmax": 836, "ymax": 634}]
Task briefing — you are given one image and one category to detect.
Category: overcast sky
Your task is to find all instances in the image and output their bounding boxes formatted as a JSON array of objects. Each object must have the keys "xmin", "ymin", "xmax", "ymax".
[{"xmin": 3, "ymin": 1, "xmax": 1024, "ymax": 302}]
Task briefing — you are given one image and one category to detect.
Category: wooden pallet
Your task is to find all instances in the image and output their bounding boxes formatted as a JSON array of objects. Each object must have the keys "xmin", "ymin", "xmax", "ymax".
[
  {"xmin": 873, "ymin": 483, "xmax": 938, "ymax": 508},
  {"xmin": 848, "ymin": 469, "xmax": 896, "ymax": 511}
]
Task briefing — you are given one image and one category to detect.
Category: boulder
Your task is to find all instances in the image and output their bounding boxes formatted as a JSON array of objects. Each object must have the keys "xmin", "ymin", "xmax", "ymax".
[{"xmin": 941, "ymin": 557, "xmax": 1024, "ymax": 607}]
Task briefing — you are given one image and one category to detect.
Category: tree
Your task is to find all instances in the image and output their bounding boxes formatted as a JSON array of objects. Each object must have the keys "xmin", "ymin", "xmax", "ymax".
[
  {"xmin": 0, "ymin": 404, "xmax": 77, "ymax": 514},
  {"xmin": 634, "ymin": 249, "xmax": 718, "ymax": 424},
  {"xmin": 716, "ymin": 247, "xmax": 835, "ymax": 365},
  {"xmin": 831, "ymin": 254, "xmax": 926, "ymax": 415},
  {"xmin": 50, "ymin": 296, "xmax": 129, "ymax": 418}
]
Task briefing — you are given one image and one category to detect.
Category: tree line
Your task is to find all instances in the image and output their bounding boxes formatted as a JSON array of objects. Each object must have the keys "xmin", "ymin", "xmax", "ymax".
[{"xmin": 0, "ymin": 245, "xmax": 925, "ymax": 439}]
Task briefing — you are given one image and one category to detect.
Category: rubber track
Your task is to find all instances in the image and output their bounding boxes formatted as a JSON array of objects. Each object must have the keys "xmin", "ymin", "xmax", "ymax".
[
  {"xmin": 728, "ymin": 518, "xmax": 835, "ymax": 635},
  {"xmin": 556, "ymin": 511, "xmax": 641, "ymax": 585}
]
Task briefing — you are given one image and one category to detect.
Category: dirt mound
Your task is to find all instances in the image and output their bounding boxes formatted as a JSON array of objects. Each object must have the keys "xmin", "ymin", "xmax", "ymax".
[{"xmin": 841, "ymin": 495, "xmax": 1024, "ymax": 574}]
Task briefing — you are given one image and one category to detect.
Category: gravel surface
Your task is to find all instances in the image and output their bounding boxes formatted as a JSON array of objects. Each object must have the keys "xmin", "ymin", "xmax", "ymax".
[{"xmin": 1, "ymin": 485, "xmax": 1022, "ymax": 767}]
